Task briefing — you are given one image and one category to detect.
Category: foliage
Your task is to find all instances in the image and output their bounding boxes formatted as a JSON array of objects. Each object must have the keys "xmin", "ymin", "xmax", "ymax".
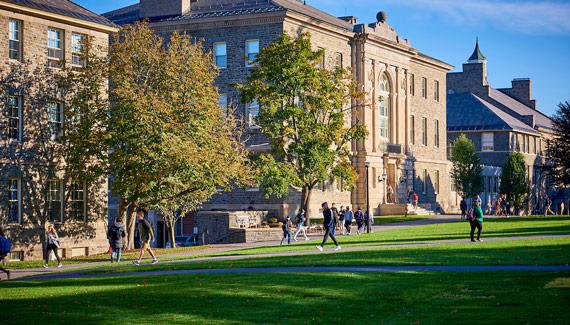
[
  {"xmin": 500, "ymin": 152, "xmax": 531, "ymax": 213},
  {"xmin": 549, "ymin": 101, "xmax": 570, "ymax": 186},
  {"xmin": 236, "ymin": 33, "xmax": 367, "ymax": 221},
  {"xmin": 108, "ymin": 23, "xmax": 251, "ymax": 247},
  {"xmin": 450, "ymin": 134, "xmax": 484, "ymax": 198}
]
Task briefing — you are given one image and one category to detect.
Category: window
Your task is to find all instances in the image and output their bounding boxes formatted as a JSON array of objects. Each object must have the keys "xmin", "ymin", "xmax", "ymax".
[
  {"xmin": 213, "ymin": 42, "xmax": 227, "ymax": 68},
  {"xmin": 482, "ymin": 132, "xmax": 494, "ymax": 152},
  {"xmin": 379, "ymin": 74, "xmax": 390, "ymax": 139},
  {"xmin": 435, "ymin": 170, "xmax": 440, "ymax": 194},
  {"xmin": 219, "ymin": 94, "xmax": 228, "ymax": 115},
  {"xmin": 69, "ymin": 181, "xmax": 86, "ymax": 221},
  {"xmin": 409, "ymin": 74, "xmax": 415, "ymax": 96},
  {"xmin": 410, "ymin": 115, "xmax": 415, "ymax": 145},
  {"xmin": 422, "ymin": 117, "xmax": 427, "ymax": 146},
  {"xmin": 421, "ymin": 77, "xmax": 427, "ymax": 99},
  {"xmin": 47, "ymin": 179, "xmax": 63, "ymax": 223},
  {"xmin": 9, "ymin": 19, "xmax": 22, "ymax": 61},
  {"xmin": 334, "ymin": 52, "xmax": 343, "ymax": 68},
  {"xmin": 71, "ymin": 33, "xmax": 85, "ymax": 67},
  {"xmin": 8, "ymin": 178, "xmax": 21, "ymax": 224},
  {"xmin": 434, "ymin": 80, "xmax": 440, "ymax": 102},
  {"xmin": 316, "ymin": 47, "xmax": 325, "ymax": 69},
  {"xmin": 8, "ymin": 95, "xmax": 23, "ymax": 142},
  {"xmin": 47, "ymin": 102, "xmax": 63, "ymax": 141},
  {"xmin": 434, "ymin": 119, "xmax": 440, "ymax": 148},
  {"xmin": 47, "ymin": 28, "xmax": 64, "ymax": 68},
  {"xmin": 245, "ymin": 39, "xmax": 259, "ymax": 67},
  {"xmin": 247, "ymin": 101, "xmax": 259, "ymax": 127},
  {"xmin": 422, "ymin": 169, "xmax": 428, "ymax": 194}
]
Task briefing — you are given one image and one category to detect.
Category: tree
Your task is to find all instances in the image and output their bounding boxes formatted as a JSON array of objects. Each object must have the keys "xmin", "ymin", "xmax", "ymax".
[
  {"xmin": 236, "ymin": 33, "xmax": 367, "ymax": 224},
  {"xmin": 500, "ymin": 152, "xmax": 531, "ymax": 215},
  {"xmin": 549, "ymin": 101, "xmax": 570, "ymax": 186},
  {"xmin": 108, "ymin": 23, "xmax": 251, "ymax": 248},
  {"xmin": 0, "ymin": 40, "xmax": 110, "ymax": 253},
  {"xmin": 450, "ymin": 134, "xmax": 484, "ymax": 199}
]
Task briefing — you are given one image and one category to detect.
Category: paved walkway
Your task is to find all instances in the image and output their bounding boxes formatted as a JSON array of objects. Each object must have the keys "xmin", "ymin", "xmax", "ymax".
[{"xmin": 21, "ymin": 265, "xmax": 570, "ymax": 281}]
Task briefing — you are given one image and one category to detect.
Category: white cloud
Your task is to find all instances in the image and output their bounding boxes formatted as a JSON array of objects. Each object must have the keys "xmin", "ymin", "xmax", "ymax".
[{"xmin": 381, "ymin": 0, "xmax": 570, "ymax": 35}]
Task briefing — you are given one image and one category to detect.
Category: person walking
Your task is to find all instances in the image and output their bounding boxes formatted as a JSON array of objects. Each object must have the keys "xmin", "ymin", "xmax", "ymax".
[
  {"xmin": 331, "ymin": 203, "xmax": 340, "ymax": 236},
  {"xmin": 469, "ymin": 200, "xmax": 484, "ymax": 242},
  {"xmin": 344, "ymin": 206, "xmax": 353, "ymax": 235},
  {"xmin": 460, "ymin": 198, "xmax": 468, "ymax": 221},
  {"xmin": 281, "ymin": 216, "xmax": 293, "ymax": 245},
  {"xmin": 44, "ymin": 225, "xmax": 62, "ymax": 269},
  {"xmin": 0, "ymin": 227, "xmax": 11, "ymax": 280},
  {"xmin": 293, "ymin": 209, "xmax": 309, "ymax": 241},
  {"xmin": 107, "ymin": 217, "xmax": 127, "ymax": 263},
  {"xmin": 364, "ymin": 210, "xmax": 373, "ymax": 234},
  {"xmin": 354, "ymin": 207, "xmax": 364, "ymax": 235},
  {"xmin": 338, "ymin": 206, "xmax": 345, "ymax": 235},
  {"xmin": 316, "ymin": 202, "xmax": 341, "ymax": 252},
  {"xmin": 133, "ymin": 208, "xmax": 158, "ymax": 266},
  {"xmin": 413, "ymin": 191, "xmax": 419, "ymax": 209}
]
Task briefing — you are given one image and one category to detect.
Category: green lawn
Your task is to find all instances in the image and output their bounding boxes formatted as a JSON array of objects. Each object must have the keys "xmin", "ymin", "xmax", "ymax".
[{"xmin": 1, "ymin": 272, "xmax": 569, "ymax": 324}]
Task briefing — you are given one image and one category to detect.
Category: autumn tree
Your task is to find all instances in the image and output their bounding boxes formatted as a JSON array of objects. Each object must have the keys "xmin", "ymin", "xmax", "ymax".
[
  {"xmin": 450, "ymin": 134, "xmax": 484, "ymax": 199},
  {"xmin": 500, "ymin": 152, "xmax": 531, "ymax": 215},
  {"xmin": 108, "ymin": 23, "xmax": 250, "ymax": 248},
  {"xmin": 237, "ymin": 33, "xmax": 367, "ymax": 224},
  {"xmin": 549, "ymin": 101, "xmax": 570, "ymax": 186}
]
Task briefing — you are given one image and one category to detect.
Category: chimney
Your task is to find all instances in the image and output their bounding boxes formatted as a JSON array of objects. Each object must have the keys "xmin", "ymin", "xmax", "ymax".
[
  {"xmin": 338, "ymin": 16, "xmax": 358, "ymax": 24},
  {"xmin": 140, "ymin": 0, "xmax": 192, "ymax": 19},
  {"xmin": 510, "ymin": 78, "xmax": 536, "ymax": 108}
]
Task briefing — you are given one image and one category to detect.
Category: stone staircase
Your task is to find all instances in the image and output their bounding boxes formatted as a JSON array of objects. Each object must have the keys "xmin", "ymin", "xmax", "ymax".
[
  {"xmin": 406, "ymin": 204, "xmax": 438, "ymax": 216},
  {"xmin": 378, "ymin": 203, "xmax": 439, "ymax": 216}
]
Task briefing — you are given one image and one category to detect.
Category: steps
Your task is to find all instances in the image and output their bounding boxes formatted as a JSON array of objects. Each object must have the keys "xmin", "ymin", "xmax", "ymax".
[{"xmin": 406, "ymin": 204, "xmax": 437, "ymax": 216}]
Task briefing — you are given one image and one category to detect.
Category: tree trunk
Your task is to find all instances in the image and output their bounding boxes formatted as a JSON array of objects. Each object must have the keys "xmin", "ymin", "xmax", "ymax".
[
  {"xmin": 166, "ymin": 218, "xmax": 176, "ymax": 249},
  {"xmin": 125, "ymin": 202, "xmax": 136, "ymax": 250},
  {"xmin": 301, "ymin": 185, "xmax": 313, "ymax": 226}
]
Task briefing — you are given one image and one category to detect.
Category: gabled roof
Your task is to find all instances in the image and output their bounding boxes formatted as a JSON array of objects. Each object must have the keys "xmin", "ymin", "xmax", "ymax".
[
  {"xmin": 2, "ymin": 0, "xmax": 117, "ymax": 27},
  {"xmin": 447, "ymin": 92, "xmax": 540, "ymax": 135},
  {"xmin": 468, "ymin": 38, "xmax": 486, "ymax": 62},
  {"xmin": 488, "ymin": 88, "xmax": 553, "ymax": 131}
]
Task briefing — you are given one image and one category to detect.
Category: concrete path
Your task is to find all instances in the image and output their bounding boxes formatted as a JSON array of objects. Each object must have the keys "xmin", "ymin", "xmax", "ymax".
[
  {"xmin": 20, "ymin": 265, "xmax": 570, "ymax": 281},
  {"xmin": 6, "ymin": 215, "xmax": 458, "ymax": 280}
]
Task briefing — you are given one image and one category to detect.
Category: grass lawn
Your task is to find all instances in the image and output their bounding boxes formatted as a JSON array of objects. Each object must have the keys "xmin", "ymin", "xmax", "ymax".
[
  {"xmin": 1, "ymin": 272, "xmax": 569, "ymax": 324},
  {"xmin": 92, "ymin": 236, "xmax": 570, "ymax": 274}
]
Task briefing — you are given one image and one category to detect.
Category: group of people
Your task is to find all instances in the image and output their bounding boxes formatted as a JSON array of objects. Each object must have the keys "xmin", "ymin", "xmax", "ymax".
[
  {"xmin": 108, "ymin": 208, "xmax": 158, "ymax": 266},
  {"xmin": 460, "ymin": 194, "xmax": 512, "ymax": 220}
]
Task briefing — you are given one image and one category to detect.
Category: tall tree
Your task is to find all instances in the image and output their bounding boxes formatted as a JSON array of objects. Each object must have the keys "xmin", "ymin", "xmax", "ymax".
[
  {"xmin": 0, "ymin": 40, "xmax": 110, "ymax": 252},
  {"xmin": 108, "ymin": 23, "xmax": 251, "ymax": 248},
  {"xmin": 550, "ymin": 101, "xmax": 570, "ymax": 186},
  {"xmin": 450, "ymin": 134, "xmax": 484, "ymax": 199},
  {"xmin": 500, "ymin": 152, "xmax": 531, "ymax": 215},
  {"xmin": 236, "ymin": 33, "xmax": 367, "ymax": 223}
]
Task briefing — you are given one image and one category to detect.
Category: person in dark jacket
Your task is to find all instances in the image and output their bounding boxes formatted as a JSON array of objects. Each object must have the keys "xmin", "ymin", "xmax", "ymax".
[
  {"xmin": 470, "ymin": 200, "xmax": 484, "ymax": 242},
  {"xmin": 460, "ymin": 199, "xmax": 468, "ymax": 221},
  {"xmin": 344, "ymin": 206, "xmax": 353, "ymax": 235},
  {"xmin": 133, "ymin": 208, "xmax": 158, "ymax": 266},
  {"xmin": 316, "ymin": 202, "xmax": 341, "ymax": 252},
  {"xmin": 281, "ymin": 216, "xmax": 293, "ymax": 245},
  {"xmin": 338, "ymin": 206, "xmax": 345, "ymax": 235},
  {"xmin": 354, "ymin": 207, "xmax": 364, "ymax": 235},
  {"xmin": 364, "ymin": 210, "xmax": 373, "ymax": 234},
  {"xmin": 331, "ymin": 203, "xmax": 340, "ymax": 235},
  {"xmin": 108, "ymin": 217, "xmax": 127, "ymax": 263},
  {"xmin": 0, "ymin": 226, "xmax": 10, "ymax": 280}
]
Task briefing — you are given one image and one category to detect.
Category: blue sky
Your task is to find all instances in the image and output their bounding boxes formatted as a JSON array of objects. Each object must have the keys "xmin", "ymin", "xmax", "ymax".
[{"xmin": 78, "ymin": 0, "xmax": 570, "ymax": 116}]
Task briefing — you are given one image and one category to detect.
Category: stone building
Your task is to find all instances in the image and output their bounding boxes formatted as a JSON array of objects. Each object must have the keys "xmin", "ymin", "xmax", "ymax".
[
  {"xmin": 0, "ymin": 0, "xmax": 117, "ymax": 260},
  {"xmin": 104, "ymin": 0, "xmax": 456, "ymax": 221},
  {"xmin": 447, "ymin": 40, "xmax": 555, "ymax": 213}
]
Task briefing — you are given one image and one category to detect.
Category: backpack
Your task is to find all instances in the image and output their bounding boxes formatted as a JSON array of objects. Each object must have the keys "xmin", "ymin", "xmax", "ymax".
[
  {"xmin": 413, "ymin": 193, "xmax": 419, "ymax": 201},
  {"xmin": 466, "ymin": 208, "xmax": 475, "ymax": 221},
  {"xmin": 0, "ymin": 236, "xmax": 12, "ymax": 255},
  {"xmin": 109, "ymin": 225, "xmax": 123, "ymax": 241}
]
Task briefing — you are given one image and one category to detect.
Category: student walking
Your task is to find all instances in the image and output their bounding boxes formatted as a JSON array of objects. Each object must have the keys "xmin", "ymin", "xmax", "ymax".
[
  {"xmin": 338, "ymin": 206, "xmax": 345, "ymax": 235},
  {"xmin": 108, "ymin": 217, "xmax": 127, "ymax": 263},
  {"xmin": 343, "ymin": 206, "xmax": 353, "ymax": 235},
  {"xmin": 460, "ymin": 199, "xmax": 468, "ymax": 221},
  {"xmin": 331, "ymin": 203, "xmax": 340, "ymax": 235},
  {"xmin": 293, "ymin": 209, "xmax": 309, "ymax": 241},
  {"xmin": 354, "ymin": 207, "xmax": 364, "ymax": 235},
  {"xmin": 469, "ymin": 200, "xmax": 484, "ymax": 242},
  {"xmin": 44, "ymin": 225, "xmax": 62, "ymax": 269},
  {"xmin": 133, "ymin": 208, "xmax": 158, "ymax": 266},
  {"xmin": 413, "ymin": 192, "xmax": 419, "ymax": 209},
  {"xmin": 0, "ymin": 227, "xmax": 11, "ymax": 280},
  {"xmin": 281, "ymin": 216, "xmax": 293, "ymax": 245},
  {"xmin": 364, "ymin": 210, "xmax": 373, "ymax": 234},
  {"xmin": 316, "ymin": 202, "xmax": 341, "ymax": 252}
]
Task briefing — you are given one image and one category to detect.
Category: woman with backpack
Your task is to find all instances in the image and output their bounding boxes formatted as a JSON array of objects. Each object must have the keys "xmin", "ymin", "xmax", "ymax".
[
  {"xmin": 281, "ymin": 216, "xmax": 293, "ymax": 245},
  {"xmin": 469, "ymin": 200, "xmax": 484, "ymax": 242},
  {"xmin": 108, "ymin": 217, "xmax": 127, "ymax": 263},
  {"xmin": 44, "ymin": 225, "xmax": 62, "ymax": 269},
  {"xmin": 0, "ymin": 226, "xmax": 11, "ymax": 280}
]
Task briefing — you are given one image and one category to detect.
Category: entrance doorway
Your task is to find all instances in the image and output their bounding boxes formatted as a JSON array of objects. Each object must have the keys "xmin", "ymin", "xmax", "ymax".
[{"xmin": 387, "ymin": 164, "xmax": 396, "ymax": 203}]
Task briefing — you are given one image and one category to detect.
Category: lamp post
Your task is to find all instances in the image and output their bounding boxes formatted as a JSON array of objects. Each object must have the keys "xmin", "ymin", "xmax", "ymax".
[{"xmin": 365, "ymin": 162, "xmax": 370, "ymax": 214}]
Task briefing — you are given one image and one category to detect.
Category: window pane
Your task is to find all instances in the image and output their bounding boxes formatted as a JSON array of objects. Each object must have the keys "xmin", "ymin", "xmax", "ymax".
[
  {"xmin": 214, "ymin": 42, "xmax": 227, "ymax": 68},
  {"xmin": 247, "ymin": 101, "xmax": 259, "ymax": 126},
  {"xmin": 8, "ymin": 96, "xmax": 22, "ymax": 141},
  {"xmin": 48, "ymin": 180, "xmax": 62, "ymax": 223},
  {"xmin": 8, "ymin": 179, "xmax": 20, "ymax": 223},
  {"xmin": 48, "ymin": 102, "xmax": 63, "ymax": 141},
  {"xmin": 482, "ymin": 132, "xmax": 494, "ymax": 152},
  {"xmin": 246, "ymin": 40, "xmax": 259, "ymax": 65},
  {"xmin": 9, "ymin": 19, "xmax": 22, "ymax": 60},
  {"xmin": 70, "ymin": 181, "xmax": 86, "ymax": 220}
]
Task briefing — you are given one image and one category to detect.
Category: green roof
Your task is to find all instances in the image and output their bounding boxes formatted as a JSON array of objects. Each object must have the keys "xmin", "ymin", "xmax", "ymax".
[{"xmin": 468, "ymin": 38, "xmax": 487, "ymax": 62}]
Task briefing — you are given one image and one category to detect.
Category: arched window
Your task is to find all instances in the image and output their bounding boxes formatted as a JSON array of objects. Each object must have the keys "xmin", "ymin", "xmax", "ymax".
[{"xmin": 379, "ymin": 74, "xmax": 390, "ymax": 139}]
